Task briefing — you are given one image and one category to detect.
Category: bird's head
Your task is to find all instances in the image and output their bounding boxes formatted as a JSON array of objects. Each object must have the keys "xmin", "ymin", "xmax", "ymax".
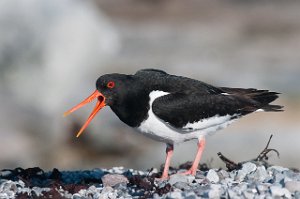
[{"xmin": 64, "ymin": 74, "xmax": 131, "ymax": 137}]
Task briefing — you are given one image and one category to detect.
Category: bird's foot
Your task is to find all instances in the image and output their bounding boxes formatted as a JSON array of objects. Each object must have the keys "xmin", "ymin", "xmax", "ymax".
[{"xmin": 178, "ymin": 168, "xmax": 197, "ymax": 176}]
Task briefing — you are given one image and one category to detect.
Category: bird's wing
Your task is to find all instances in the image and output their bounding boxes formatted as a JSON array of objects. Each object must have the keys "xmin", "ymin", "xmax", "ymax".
[
  {"xmin": 135, "ymin": 68, "xmax": 167, "ymax": 76},
  {"xmin": 152, "ymin": 92, "xmax": 258, "ymax": 132}
]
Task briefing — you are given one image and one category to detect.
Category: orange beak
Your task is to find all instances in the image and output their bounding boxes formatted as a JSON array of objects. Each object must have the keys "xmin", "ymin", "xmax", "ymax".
[{"xmin": 64, "ymin": 90, "xmax": 106, "ymax": 137}]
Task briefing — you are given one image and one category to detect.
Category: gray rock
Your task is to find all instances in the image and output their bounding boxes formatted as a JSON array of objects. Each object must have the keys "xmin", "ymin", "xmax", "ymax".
[
  {"xmin": 101, "ymin": 174, "xmax": 129, "ymax": 187},
  {"xmin": 235, "ymin": 162, "xmax": 257, "ymax": 182},
  {"xmin": 252, "ymin": 166, "xmax": 269, "ymax": 182},
  {"xmin": 166, "ymin": 191, "xmax": 183, "ymax": 199},
  {"xmin": 99, "ymin": 186, "xmax": 118, "ymax": 198},
  {"xmin": 192, "ymin": 184, "xmax": 211, "ymax": 196},
  {"xmin": 242, "ymin": 162, "xmax": 257, "ymax": 173},
  {"xmin": 72, "ymin": 193, "xmax": 84, "ymax": 199},
  {"xmin": 173, "ymin": 182, "xmax": 191, "ymax": 190},
  {"xmin": 153, "ymin": 193, "xmax": 161, "ymax": 199},
  {"xmin": 227, "ymin": 189, "xmax": 240, "ymax": 199},
  {"xmin": 222, "ymin": 177, "xmax": 239, "ymax": 186},
  {"xmin": 242, "ymin": 190, "xmax": 255, "ymax": 199},
  {"xmin": 208, "ymin": 184, "xmax": 222, "ymax": 198},
  {"xmin": 206, "ymin": 169, "xmax": 219, "ymax": 183},
  {"xmin": 229, "ymin": 170, "xmax": 238, "ymax": 179},
  {"xmin": 267, "ymin": 166, "xmax": 289, "ymax": 174},
  {"xmin": 169, "ymin": 174, "xmax": 195, "ymax": 185},
  {"xmin": 195, "ymin": 172, "xmax": 206, "ymax": 180},
  {"xmin": 256, "ymin": 184, "xmax": 270, "ymax": 193},
  {"xmin": 275, "ymin": 173, "xmax": 285, "ymax": 183},
  {"xmin": 182, "ymin": 191, "xmax": 198, "ymax": 199},
  {"xmin": 270, "ymin": 186, "xmax": 291, "ymax": 198},
  {"xmin": 284, "ymin": 170, "xmax": 300, "ymax": 181},
  {"xmin": 229, "ymin": 182, "xmax": 248, "ymax": 196},
  {"xmin": 194, "ymin": 178, "xmax": 206, "ymax": 184},
  {"xmin": 285, "ymin": 181, "xmax": 300, "ymax": 192},
  {"xmin": 294, "ymin": 191, "xmax": 300, "ymax": 199},
  {"xmin": 218, "ymin": 169, "xmax": 229, "ymax": 179}
]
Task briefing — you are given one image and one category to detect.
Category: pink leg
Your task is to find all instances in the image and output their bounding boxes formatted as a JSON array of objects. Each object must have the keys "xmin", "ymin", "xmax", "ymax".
[
  {"xmin": 161, "ymin": 144, "xmax": 174, "ymax": 179},
  {"xmin": 181, "ymin": 138, "xmax": 206, "ymax": 176}
]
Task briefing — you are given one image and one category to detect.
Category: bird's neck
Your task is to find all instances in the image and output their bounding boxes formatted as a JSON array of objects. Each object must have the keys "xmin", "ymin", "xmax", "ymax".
[{"xmin": 110, "ymin": 89, "xmax": 151, "ymax": 127}]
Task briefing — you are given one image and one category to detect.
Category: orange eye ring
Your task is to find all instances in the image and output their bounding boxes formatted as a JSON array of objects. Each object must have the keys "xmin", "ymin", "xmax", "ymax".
[{"xmin": 107, "ymin": 81, "xmax": 115, "ymax": 89}]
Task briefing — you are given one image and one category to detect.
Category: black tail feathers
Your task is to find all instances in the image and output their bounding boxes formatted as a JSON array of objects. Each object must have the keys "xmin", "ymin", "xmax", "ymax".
[
  {"xmin": 261, "ymin": 104, "xmax": 284, "ymax": 112},
  {"xmin": 220, "ymin": 87, "xmax": 284, "ymax": 112},
  {"xmin": 250, "ymin": 90, "xmax": 283, "ymax": 112}
]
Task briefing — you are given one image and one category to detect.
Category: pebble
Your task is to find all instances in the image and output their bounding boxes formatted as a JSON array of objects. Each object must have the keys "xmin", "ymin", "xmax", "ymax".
[
  {"xmin": 218, "ymin": 169, "xmax": 229, "ymax": 179},
  {"xmin": 235, "ymin": 162, "xmax": 257, "ymax": 182},
  {"xmin": 166, "ymin": 190, "xmax": 183, "ymax": 199},
  {"xmin": 101, "ymin": 174, "xmax": 129, "ymax": 187},
  {"xmin": 251, "ymin": 166, "xmax": 269, "ymax": 182},
  {"xmin": 208, "ymin": 184, "xmax": 222, "ymax": 198},
  {"xmin": 242, "ymin": 190, "xmax": 255, "ymax": 199},
  {"xmin": 267, "ymin": 166, "xmax": 289, "ymax": 173},
  {"xmin": 168, "ymin": 174, "xmax": 195, "ymax": 185},
  {"xmin": 206, "ymin": 169, "xmax": 219, "ymax": 183},
  {"xmin": 182, "ymin": 191, "xmax": 198, "ymax": 199},
  {"xmin": 173, "ymin": 181, "xmax": 191, "ymax": 190},
  {"xmin": 227, "ymin": 189, "xmax": 240, "ymax": 199},
  {"xmin": 270, "ymin": 186, "xmax": 291, "ymax": 198},
  {"xmin": 285, "ymin": 181, "xmax": 300, "ymax": 192}
]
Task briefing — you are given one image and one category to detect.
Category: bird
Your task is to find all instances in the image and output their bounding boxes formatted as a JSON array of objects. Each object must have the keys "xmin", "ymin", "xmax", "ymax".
[{"xmin": 64, "ymin": 69, "xmax": 283, "ymax": 179}]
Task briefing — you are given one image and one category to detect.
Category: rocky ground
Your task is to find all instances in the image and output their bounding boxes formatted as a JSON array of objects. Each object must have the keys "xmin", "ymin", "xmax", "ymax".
[
  {"xmin": 1, "ymin": 136, "xmax": 299, "ymax": 199},
  {"xmin": 1, "ymin": 162, "xmax": 300, "ymax": 199}
]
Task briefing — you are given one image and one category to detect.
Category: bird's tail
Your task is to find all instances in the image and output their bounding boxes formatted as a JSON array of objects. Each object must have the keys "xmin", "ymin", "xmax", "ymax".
[
  {"xmin": 220, "ymin": 87, "xmax": 284, "ymax": 112},
  {"xmin": 249, "ymin": 91, "xmax": 283, "ymax": 112}
]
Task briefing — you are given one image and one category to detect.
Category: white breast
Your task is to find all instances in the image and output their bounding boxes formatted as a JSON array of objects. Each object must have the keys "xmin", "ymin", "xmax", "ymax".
[{"xmin": 137, "ymin": 90, "xmax": 237, "ymax": 144}]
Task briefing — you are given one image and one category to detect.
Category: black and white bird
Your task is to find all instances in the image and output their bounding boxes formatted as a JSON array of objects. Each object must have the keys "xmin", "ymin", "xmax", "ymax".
[{"xmin": 64, "ymin": 69, "xmax": 283, "ymax": 179}]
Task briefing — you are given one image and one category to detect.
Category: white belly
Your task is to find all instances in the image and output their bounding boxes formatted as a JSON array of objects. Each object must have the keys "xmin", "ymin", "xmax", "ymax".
[{"xmin": 136, "ymin": 91, "xmax": 236, "ymax": 144}]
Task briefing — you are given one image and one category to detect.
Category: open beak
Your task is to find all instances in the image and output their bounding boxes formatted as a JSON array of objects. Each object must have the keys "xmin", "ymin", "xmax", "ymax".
[{"xmin": 64, "ymin": 90, "xmax": 106, "ymax": 137}]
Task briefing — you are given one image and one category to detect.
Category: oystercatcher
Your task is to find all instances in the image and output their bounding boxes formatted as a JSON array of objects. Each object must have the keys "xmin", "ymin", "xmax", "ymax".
[{"xmin": 64, "ymin": 69, "xmax": 283, "ymax": 178}]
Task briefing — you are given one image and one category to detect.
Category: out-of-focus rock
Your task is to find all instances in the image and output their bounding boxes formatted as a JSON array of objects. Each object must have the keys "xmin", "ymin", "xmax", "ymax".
[{"xmin": 101, "ymin": 174, "xmax": 129, "ymax": 187}]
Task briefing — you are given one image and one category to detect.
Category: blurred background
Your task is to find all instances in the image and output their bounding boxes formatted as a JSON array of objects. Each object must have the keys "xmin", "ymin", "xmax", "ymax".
[{"xmin": 0, "ymin": 0, "xmax": 299, "ymax": 171}]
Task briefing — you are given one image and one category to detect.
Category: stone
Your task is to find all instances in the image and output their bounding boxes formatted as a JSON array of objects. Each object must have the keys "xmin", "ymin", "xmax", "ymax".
[
  {"xmin": 274, "ymin": 173, "xmax": 285, "ymax": 183},
  {"xmin": 166, "ymin": 190, "xmax": 183, "ymax": 199},
  {"xmin": 182, "ymin": 191, "xmax": 198, "ymax": 199},
  {"xmin": 252, "ymin": 166, "xmax": 269, "ymax": 182},
  {"xmin": 101, "ymin": 174, "xmax": 129, "ymax": 187},
  {"xmin": 285, "ymin": 181, "xmax": 300, "ymax": 193},
  {"xmin": 227, "ymin": 189, "xmax": 240, "ymax": 199},
  {"xmin": 218, "ymin": 169, "xmax": 229, "ymax": 179},
  {"xmin": 270, "ymin": 186, "xmax": 291, "ymax": 198},
  {"xmin": 208, "ymin": 188, "xmax": 221, "ymax": 198},
  {"xmin": 222, "ymin": 177, "xmax": 239, "ymax": 186},
  {"xmin": 173, "ymin": 182, "xmax": 191, "ymax": 190},
  {"xmin": 267, "ymin": 166, "xmax": 289, "ymax": 174},
  {"xmin": 256, "ymin": 184, "xmax": 270, "ymax": 193},
  {"xmin": 235, "ymin": 162, "xmax": 257, "ymax": 182},
  {"xmin": 206, "ymin": 169, "xmax": 219, "ymax": 183},
  {"xmin": 284, "ymin": 170, "xmax": 300, "ymax": 181},
  {"xmin": 72, "ymin": 193, "xmax": 83, "ymax": 199},
  {"xmin": 99, "ymin": 186, "xmax": 118, "ymax": 199},
  {"xmin": 242, "ymin": 162, "xmax": 257, "ymax": 172},
  {"xmin": 294, "ymin": 191, "xmax": 300, "ymax": 199},
  {"xmin": 195, "ymin": 172, "xmax": 206, "ymax": 180},
  {"xmin": 242, "ymin": 190, "xmax": 255, "ymax": 199},
  {"xmin": 169, "ymin": 174, "xmax": 195, "ymax": 185}
]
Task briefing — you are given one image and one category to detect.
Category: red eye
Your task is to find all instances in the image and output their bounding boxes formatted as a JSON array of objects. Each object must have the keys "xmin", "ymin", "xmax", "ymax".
[{"xmin": 107, "ymin": 81, "xmax": 115, "ymax": 89}]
